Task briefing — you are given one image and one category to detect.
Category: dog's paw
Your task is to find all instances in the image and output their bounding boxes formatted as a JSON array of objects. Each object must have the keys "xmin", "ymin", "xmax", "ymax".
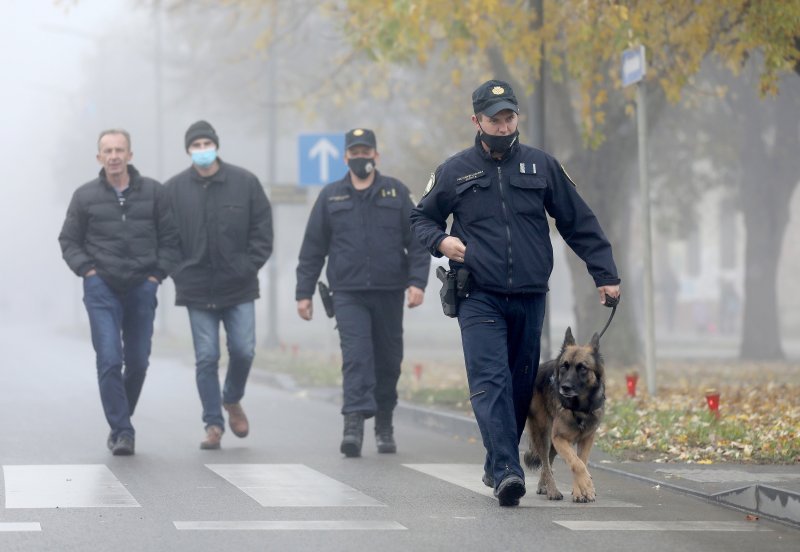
[
  {"xmin": 548, "ymin": 490, "xmax": 564, "ymax": 501},
  {"xmin": 572, "ymin": 476, "xmax": 596, "ymax": 503}
]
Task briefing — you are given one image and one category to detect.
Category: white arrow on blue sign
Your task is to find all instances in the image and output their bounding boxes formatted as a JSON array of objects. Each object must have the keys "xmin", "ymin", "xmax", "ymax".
[
  {"xmin": 298, "ymin": 133, "xmax": 348, "ymax": 186},
  {"xmin": 621, "ymin": 46, "xmax": 646, "ymax": 87}
]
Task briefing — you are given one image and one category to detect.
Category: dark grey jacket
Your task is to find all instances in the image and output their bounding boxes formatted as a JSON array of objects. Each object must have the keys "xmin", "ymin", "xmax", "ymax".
[
  {"xmin": 165, "ymin": 160, "xmax": 273, "ymax": 309},
  {"xmin": 59, "ymin": 165, "xmax": 180, "ymax": 292}
]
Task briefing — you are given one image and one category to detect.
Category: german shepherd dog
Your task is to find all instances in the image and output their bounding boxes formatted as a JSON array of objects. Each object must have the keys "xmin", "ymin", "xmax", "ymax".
[{"xmin": 523, "ymin": 327, "xmax": 605, "ymax": 502}]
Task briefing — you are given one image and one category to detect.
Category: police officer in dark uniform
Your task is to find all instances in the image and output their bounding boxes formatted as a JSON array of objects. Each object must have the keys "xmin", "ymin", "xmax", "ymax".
[
  {"xmin": 411, "ymin": 80, "xmax": 620, "ymax": 506},
  {"xmin": 296, "ymin": 128, "xmax": 431, "ymax": 458}
]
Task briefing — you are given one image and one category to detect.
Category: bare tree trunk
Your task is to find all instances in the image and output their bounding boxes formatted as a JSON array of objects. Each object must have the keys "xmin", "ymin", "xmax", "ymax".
[{"xmin": 737, "ymin": 82, "xmax": 799, "ymax": 359}]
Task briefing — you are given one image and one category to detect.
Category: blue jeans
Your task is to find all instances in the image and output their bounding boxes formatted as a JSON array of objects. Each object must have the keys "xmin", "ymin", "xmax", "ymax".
[
  {"xmin": 83, "ymin": 276, "xmax": 159, "ymax": 441},
  {"xmin": 458, "ymin": 290, "xmax": 546, "ymax": 488},
  {"xmin": 187, "ymin": 302, "xmax": 256, "ymax": 430}
]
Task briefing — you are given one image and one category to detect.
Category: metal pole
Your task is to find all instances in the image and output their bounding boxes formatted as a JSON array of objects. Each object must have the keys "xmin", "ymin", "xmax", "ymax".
[
  {"xmin": 263, "ymin": 16, "xmax": 279, "ymax": 348},
  {"xmin": 636, "ymin": 82, "xmax": 657, "ymax": 395},
  {"xmin": 154, "ymin": 0, "xmax": 169, "ymax": 334},
  {"xmin": 530, "ymin": 0, "xmax": 550, "ymax": 361}
]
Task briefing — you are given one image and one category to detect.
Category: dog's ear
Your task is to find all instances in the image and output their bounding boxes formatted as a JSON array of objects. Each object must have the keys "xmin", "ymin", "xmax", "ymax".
[
  {"xmin": 590, "ymin": 332, "xmax": 601, "ymax": 352},
  {"xmin": 562, "ymin": 327, "xmax": 576, "ymax": 352}
]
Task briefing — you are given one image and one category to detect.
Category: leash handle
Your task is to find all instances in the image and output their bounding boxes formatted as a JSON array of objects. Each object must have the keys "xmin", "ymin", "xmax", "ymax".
[{"xmin": 597, "ymin": 294, "xmax": 620, "ymax": 340}]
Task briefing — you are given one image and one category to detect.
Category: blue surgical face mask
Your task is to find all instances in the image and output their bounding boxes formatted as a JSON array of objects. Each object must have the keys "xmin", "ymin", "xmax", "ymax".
[{"xmin": 191, "ymin": 148, "xmax": 217, "ymax": 168}]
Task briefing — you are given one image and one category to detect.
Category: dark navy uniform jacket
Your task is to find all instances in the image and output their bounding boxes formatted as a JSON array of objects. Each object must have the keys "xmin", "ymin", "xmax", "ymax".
[
  {"xmin": 411, "ymin": 135, "xmax": 620, "ymax": 294},
  {"xmin": 296, "ymin": 171, "xmax": 431, "ymax": 299}
]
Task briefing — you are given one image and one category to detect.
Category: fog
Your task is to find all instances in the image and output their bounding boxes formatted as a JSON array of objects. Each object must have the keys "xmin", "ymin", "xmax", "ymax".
[{"xmin": 2, "ymin": 1, "xmax": 798, "ymax": 364}]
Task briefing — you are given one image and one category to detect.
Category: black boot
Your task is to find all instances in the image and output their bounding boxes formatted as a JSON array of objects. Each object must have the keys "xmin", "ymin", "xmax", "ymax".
[
  {"xmin": 375, "ymin": 410, "xmax": 396, "ymax": 454},
  {"xmin": 340, "ymin": 413, "xmax": 364, "ymax": 458}
]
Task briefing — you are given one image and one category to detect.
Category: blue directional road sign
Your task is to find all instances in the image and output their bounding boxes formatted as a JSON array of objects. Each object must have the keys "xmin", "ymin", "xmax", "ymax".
[
  {"xmin": 621, "ymin": 46, "xmax": 646, "ymax": 87},
  {"xmin": 298, "ymin": 133, "xmax": 348, "ymax": 187}
]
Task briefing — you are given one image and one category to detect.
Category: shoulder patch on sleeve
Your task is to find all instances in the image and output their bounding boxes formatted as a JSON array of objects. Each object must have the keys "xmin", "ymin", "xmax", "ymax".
[
  {"xmin": 422, "ymin": 172, "xmax": 436, "ymax": 197},
  {"xmin": 560, "ymin": 164, "xmax": 577, "ymax": 187}
]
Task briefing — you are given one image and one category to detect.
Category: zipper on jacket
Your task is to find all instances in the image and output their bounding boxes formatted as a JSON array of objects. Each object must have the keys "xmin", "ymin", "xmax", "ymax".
[{"xmin": 496, "ymin": 165, "xmax": 513, "ymax": 288}]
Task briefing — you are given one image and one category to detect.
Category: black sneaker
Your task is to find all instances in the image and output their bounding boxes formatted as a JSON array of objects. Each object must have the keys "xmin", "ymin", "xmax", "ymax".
[
  {"xmin": 494, "ymin": 475, "xmax": 525, "ymax": 506},
  {"xmin": 482, "ymin": 472, "xmax": 494, "ymax": 488},
  {"xmin": 112, "ymin": 434, "xmax": 135, "ymax": 456}
]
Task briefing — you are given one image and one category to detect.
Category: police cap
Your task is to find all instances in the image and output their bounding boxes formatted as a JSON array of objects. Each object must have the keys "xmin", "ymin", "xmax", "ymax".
[
  {"xmin": 345, "ymin": 128, "xmax": 377, "ymax": 150},
  {"xmin": 472, "ymin": 79, "xmax": 519, "ymax": 117}
]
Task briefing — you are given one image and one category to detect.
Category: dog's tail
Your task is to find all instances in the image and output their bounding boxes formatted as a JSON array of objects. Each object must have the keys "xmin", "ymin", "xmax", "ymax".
[{"xmin": 523, "ymin": 450, "xmax": 542, "ymax": 471}]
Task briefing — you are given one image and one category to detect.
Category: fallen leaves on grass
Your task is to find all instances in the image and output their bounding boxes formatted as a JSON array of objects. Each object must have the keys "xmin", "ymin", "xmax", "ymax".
[{"xmin": 598, "ymin": 363, "xmax": 800, "ymax": 464}]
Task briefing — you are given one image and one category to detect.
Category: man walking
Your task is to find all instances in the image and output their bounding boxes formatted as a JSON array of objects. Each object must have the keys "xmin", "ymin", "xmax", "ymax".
[
  {"xmin": 296, "ymin": 128, "xmax": 430, "ymax": 457},
  {"xmin": 411, "ymin": 81, "xmax": 620, "ymax": 506},
  {"xmin": 165, "ymin": 120, "xmax": 273, "ymax": 450},
  {"xmin": 59, "ymin": 129, "xmax": 180, "ymax": 456}
]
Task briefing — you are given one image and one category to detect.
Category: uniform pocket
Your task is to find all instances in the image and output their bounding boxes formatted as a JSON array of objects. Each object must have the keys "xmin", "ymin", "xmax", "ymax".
[
  {"xmin": 508, "ymin": 175, "xmax": 546, "ymax": 215},
  {"xmin": 455, "ymin": 176, "xmax": 495, "ymax": 223},
  {"xmin": 327, "ymin": 200, "xmax": 355, "ymax": 229}
]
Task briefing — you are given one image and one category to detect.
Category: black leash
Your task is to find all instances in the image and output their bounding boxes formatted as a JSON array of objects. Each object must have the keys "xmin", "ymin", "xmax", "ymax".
[{"xmin": 597, "ymin": 294, "xmax": 619, "ymax": 340}]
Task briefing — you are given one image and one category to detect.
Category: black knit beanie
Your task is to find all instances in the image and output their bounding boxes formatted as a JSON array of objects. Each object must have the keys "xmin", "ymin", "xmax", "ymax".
[{"xmin": 184, "ymin": 120, "xmax": 219, "ymax": 151}]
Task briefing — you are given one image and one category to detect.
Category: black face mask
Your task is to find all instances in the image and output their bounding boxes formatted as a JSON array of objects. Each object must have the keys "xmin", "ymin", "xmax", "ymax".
[
  {"xmin": 478, "ymin": 127, "xmax": 519, "ymax": 156},
  {"xmin": 348, "ymin": 157, "xmax": 375, "ymax": 180}
]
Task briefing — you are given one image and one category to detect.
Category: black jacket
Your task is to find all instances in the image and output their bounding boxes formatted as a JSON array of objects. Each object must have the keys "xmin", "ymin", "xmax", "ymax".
[
  {"xmin": 164, "ymin": 160, "xmax": 273, "ymax": 309},
  {"xmin": 59, "ymin": 165, "xmax": 180, "ymax": 293},
  {"xmin": 411, "ymin": 135, "xmax": 620, "ymax": 294},
  {"xmin": 295, "ymin": 171, "xmax": 431, "ymax": 299}
]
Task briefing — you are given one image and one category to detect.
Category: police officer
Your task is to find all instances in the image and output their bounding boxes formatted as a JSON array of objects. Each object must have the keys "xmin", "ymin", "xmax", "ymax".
[
  {"xmin": 411, "ymin": 80, "xmax": 620, "ymax": 506},
  {"xmin": 296, "ymin": 128, "xmax": 431, "ymax": 458}
]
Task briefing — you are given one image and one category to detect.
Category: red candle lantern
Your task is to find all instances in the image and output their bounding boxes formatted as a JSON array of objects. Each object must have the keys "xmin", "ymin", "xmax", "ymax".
[
  {"xmin": 625, "ymin": 372, "xmax": 639, "ymax": 397},
  {"xmin": 705, "ymin": 389, "xmax": 720, "ymax": 418}
]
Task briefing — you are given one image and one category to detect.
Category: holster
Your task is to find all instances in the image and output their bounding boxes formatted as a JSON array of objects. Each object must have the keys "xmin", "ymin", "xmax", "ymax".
[
  {"xmin": 436, "ymin": 266, "xmax": 458, "ymax": 318},
  {"xmin": 317, "ymin": 281, "xmax": 335, "ymax": 318}
]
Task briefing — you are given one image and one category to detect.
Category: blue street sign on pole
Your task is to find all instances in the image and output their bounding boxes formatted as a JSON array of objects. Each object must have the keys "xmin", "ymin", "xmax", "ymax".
[
  {"xmin": 298, "ymin": 133, "xmax": 348, "ymax": 186},
  {"xmin": 621, "ymin": 46, "xmax": 646, "ymax": 87}
]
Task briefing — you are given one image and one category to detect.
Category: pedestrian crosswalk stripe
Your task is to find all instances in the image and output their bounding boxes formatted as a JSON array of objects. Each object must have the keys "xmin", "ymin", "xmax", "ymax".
[
  {"xmin": 404, "ymin": 464, "xmax": 639, "ymax": 508},
  {"xmin": 173, "ymin": 521, "xmax": 406, "ymax": 531},
  {"xmin": 205, "ymin": 464, "xmax": 385, "ymax": 507},
  {"xmin": 2, "ymin": 465, "xmax": 139, "ymax": 509},
  {"xmin": 0, "ymin": 522, "xmax": 41, "ymax": 532},
  {"xmin": 554, "ymin": 521, "xmax": 772, "ymax": 531}
]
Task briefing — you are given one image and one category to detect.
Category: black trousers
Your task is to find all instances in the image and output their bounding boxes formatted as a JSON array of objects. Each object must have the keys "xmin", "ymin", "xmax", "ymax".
[{"xmin": 332, "ymin": 290, "xmax": 404, "ymax": 417}]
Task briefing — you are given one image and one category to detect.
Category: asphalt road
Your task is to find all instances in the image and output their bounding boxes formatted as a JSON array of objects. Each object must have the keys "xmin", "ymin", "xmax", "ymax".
[{"xmin": 1, "ymin": 322, "xmax": 797, "ymax": 552}]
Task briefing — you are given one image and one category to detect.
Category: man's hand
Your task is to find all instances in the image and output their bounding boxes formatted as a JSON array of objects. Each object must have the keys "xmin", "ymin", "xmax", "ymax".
[
  {"xmin": 84, "ymin": 269, "xmax": 97, "ymax": 277},
  {"xmin": 406, "ymin": 286, "xmax": 424, "ymax": 308},
  {"xmin": 437, "ymin": 236, "xmax": 466, "ymax": 263},
  {"xmin": 297, "ymin": 298, "xmax": 313, "ymax": 321},
  {"xmin": 147, "ymin": 276, "xmax": 159, "ymax": 284},
  {"xmin": 597, "ymin": 285, "xmax": 620, "ymax": 305}
]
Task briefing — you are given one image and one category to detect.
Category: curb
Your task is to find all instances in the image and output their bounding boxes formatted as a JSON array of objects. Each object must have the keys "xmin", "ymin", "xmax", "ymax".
[{"xmin": 253, "ymin": 368, "xmax": 799, "ymax": 529}]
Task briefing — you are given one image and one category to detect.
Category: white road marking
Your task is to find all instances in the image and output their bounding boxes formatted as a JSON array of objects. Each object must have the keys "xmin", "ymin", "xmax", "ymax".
[
  {"xmin": 205, "ymin": 464, "xmax": 385, "ymax": 507},
  {"xmin": 0, "ymin": 522, "xmax": 41, "ymax": 532},
  {"xmin": 555, "ymin": 521, "xmax": 772, "ymax": 531},
  {"xmin": 174, "ymin": 520, "xmax": 406, "ymax": 531},
  {"xmin": 2, "ymin": 465, "xmax": 139, "ymax": 508},
  {"xmin": 404, "ymin": 464, "xmax": 639, "ymax": 508}
]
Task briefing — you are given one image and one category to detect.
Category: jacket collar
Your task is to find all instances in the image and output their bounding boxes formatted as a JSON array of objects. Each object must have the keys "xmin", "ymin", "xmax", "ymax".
[
  {"xmin": 99, "ymin": 164, "xmax": 140, "ymax": 189},
  {"xmin": 190, "ymin": 158, "xmax": 227, "ymax": 184}
]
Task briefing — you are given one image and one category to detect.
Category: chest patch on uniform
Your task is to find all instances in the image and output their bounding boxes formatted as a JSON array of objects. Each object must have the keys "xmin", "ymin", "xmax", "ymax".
[
  {"xmin": 455, "ymin": 170, "xmax": 485, "ymax": 183},
  {"xmin": 328, "ymin": 194, "xmax": 351, "ymax": 202},
  {"xmin": 560, "ymin": 164, "xmax": 577, "ymax": 187},
  {"xmin": 380, "ymin": 188, "xmax": 397, "ymax": 198},
  {"xmin": 519, "ymin": 162, "xmax": 537, "ymax": 174},
  {"xmin": 423, "ymin": 172, "xmax": 436, "ymax": 197}
]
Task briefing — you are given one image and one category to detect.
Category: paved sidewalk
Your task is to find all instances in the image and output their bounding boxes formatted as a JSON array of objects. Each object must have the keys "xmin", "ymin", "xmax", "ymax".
[{"xmin": 253, "ymin": 368, "xmax": 800, "ymax": 529}]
